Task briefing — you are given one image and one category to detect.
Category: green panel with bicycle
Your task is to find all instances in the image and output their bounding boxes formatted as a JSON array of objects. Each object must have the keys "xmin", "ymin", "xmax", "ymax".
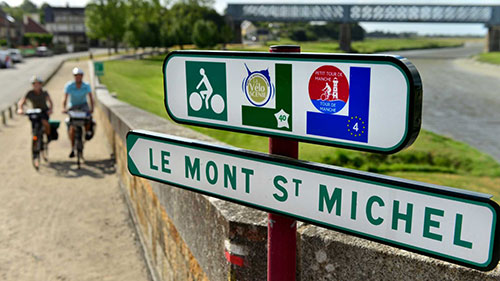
[{"xmin": 185, "ymin": 61, "xmax": 227, "ymax": 121}]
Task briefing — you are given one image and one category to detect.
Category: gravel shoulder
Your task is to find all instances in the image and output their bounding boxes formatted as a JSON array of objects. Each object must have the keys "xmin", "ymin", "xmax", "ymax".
[{"xmin": 0, "ymin": 61, "xmax": 150, "ymax": 281}]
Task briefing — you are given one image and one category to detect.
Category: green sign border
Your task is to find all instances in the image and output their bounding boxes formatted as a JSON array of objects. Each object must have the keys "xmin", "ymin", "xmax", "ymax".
[
  {"xmin": 163, "ymin": 51, "xmax": 422, "ymax": 154},
  {"xmin": 127, "ymin": 130, "xmax": 499, "ymax": 271}
]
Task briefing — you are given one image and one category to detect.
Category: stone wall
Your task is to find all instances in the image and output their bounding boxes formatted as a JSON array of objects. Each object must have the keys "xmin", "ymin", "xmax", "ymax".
[{"xmin": 92, "ymin": 69, "xmax": 500, "ymax": 281}]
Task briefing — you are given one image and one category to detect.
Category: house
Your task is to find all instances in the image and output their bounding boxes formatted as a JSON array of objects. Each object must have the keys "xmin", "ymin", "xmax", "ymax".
[
  {"xmin": 0, "ymin": 8, "xmax": 23, "ymax": 47},
  {"xmin": 241, "ymin": 20, "xmax": 258, "ymax": 41},
  {"xmin": 43, "ymin": 5, "xmax": 87, "ymax": 51},
  {"xmin": 23, "ymin": 14, "xmax": 49, "ymax": 34},
  {"xmin": 241, "ymin": 20, "xmax": 275, "ymax": 42}
]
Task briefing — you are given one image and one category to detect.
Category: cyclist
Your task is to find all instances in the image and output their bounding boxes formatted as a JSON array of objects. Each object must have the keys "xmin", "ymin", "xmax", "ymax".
[
  {"xmin": 17, "ymin": 76, "xmax": 53, "ymax": 137},
  {"xmin": 61, "ymin": 67, "xmax": 95, "ymax": 158},
  {"xmin": 196, "ymin": 68, "xmax": 213, "ymax": 109}
]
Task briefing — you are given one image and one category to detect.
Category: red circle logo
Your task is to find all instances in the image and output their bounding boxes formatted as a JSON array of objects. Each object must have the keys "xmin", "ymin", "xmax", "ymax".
[{"xmin": 308, "ymin": 65, "xmax": 349, "ymax": 114}]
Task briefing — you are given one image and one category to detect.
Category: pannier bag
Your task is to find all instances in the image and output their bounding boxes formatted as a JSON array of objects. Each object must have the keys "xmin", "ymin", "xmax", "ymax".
[{"xmin": 49, "ymin": 120, "xmax": 60, "ymax": 141}]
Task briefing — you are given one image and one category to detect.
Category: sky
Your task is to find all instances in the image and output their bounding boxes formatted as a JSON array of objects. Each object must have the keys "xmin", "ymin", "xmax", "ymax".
[{"xmin": 2, "ymin": 0, "xmax": 497, "ymax": 36}]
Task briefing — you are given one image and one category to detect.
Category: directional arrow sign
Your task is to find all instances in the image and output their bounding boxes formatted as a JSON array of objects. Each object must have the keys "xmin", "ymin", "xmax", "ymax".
[
  {"xmin": 127, "ymin": 130, "xmax": 500, "ymax": 271},
  {"xmin": 163, "ymin": 51, "xmax": 422, "ymax": 153}
]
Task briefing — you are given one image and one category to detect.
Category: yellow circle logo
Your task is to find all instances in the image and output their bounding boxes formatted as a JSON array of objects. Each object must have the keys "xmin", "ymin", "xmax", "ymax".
[{"xmin": 246, "ymin": 74, "xmax": 269, "ymax": 104}]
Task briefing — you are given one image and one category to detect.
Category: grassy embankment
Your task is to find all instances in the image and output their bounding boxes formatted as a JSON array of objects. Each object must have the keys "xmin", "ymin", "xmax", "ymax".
[
  {"xmin": 477, "ymin": 52, "xmax": 500, "ymax": 65},
  {"xmin": 229, "ymin": 37, "xmax": 465, "ymax": 53},
  {"xmin": 100, "ymin": 38, "xmax": 500, "ymax": 203}
]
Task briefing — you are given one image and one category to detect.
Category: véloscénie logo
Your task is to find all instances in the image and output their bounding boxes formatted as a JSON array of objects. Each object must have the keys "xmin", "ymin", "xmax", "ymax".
[{"xmin": 242, "ymin": 64, "xmax": 274, "ymax": 107}]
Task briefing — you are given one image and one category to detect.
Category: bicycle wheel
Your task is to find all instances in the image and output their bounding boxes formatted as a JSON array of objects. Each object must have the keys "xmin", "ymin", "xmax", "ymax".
[
  {"xmin": 41, "ymin": 134, "xmax": 48, "ymax": 162},
  {"xmin": 31, "ymin": 137, "xmax": 40, "ymax": 170},
  {"xmin": 189, "ymin": 92, "xmax": 203, "ymax": 111},
  {"xmin": 77, "ymin": 150, "xmax": 82, "ymax": 169},
  {"xmin": 75, "ymin": 127, "xmax": 83, "ymax": 169},
  {"xmin": 211, "ymin": 94, "xmax": 225, "ymax": 114}
]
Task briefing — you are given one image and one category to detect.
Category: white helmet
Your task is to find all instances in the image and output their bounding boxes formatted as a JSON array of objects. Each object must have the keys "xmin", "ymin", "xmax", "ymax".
[
  {"xmin": 30, "ymin": 75, "xmax": 43, "ymax": 84},
  {"xmin": 72, "ymin": 67, "xmax": 84, "ymax": 75}
]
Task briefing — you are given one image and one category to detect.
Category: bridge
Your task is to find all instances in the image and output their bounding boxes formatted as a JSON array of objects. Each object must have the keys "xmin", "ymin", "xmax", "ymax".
[{"xmin": 226, "ymin": 3, "xmax": 500, "ymax": 52}]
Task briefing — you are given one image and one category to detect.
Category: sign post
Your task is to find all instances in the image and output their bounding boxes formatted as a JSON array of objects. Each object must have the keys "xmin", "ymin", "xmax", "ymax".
[
  {"xmin": 163, "ymin": 49, "xmax": 422, "ymax": 154},
  {"xmin": 142, "ymin": 47, "xmax": 500, "ymax": 273},
  {"xmin": 267, "ymin": 45, "xmax": 300, "ymax": 281},
  {"xmin": 127, "ymin": 130, "xmax": 500, "ymax": 271}
]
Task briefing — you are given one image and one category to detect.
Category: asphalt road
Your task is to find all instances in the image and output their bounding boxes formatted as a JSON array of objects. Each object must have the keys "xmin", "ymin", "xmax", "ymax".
[
  {"xmin": 384, "ymin": 42, "xmax": 500, "ymax": 162},
  {"xmin": 0, "ymin": 49, "xmax": 107, "ymax": 111}
]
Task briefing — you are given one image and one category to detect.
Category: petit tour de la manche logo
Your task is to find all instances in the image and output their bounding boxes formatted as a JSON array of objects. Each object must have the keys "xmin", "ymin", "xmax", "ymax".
[{"xmin": 242, "ymin": 64, "xmax": 275, "ymax": 107}]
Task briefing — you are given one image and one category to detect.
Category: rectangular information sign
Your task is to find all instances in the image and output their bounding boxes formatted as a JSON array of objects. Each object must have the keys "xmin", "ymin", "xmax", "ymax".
[
  {"xmin": 94, "ymin": 61, "xmax": 104, "ymax": 76},
  {"xmin": 163, "ymin": 51, "xmax": 422, "ymax": 153},
  {"xmin": 127, "ymin": 130, "xmax": 499, "ymax": 271}
]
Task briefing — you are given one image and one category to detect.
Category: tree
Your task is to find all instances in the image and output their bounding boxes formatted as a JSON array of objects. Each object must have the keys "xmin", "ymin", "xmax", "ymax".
[
  {"xmin": 1, "ymin": 4, "xmax": 23, "ymax": 21},
  {"xmin": 218, "ymin": 24, "xmax": 233, "ymax": 49},
  {"xmin": 23, "ymin": 33, "xmax": 53, "ymax": 45},
  {"xmin": 86, "ymin": 0, "xmax": 127, "ymax": 53},
  {"xmin": 168, "ymin": 1, "xmax": 229, "ymax": 49},
  {"xmin": 123, "ymin": 0, "xmax": 168, "ymax": 50},
  {"xmin": 20, "ymin": 0, "xmax": 37, "ymax": 13},
  {"xmin": 192, "ymin": 19, "xmax": 217, "ymax": 48},
  {"xmin": 39, "ymin": 2, "xmax": 49, "ymax": 24}
]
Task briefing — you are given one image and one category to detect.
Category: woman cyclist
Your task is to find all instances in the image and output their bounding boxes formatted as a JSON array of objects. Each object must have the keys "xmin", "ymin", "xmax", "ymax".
[
  {"xmin": 61, "ymin": 67, "xmax": 94, "ymax": 158},
  {"xmin": 17, "ymin": 76, "xmax": 54, "ymax": 137}
]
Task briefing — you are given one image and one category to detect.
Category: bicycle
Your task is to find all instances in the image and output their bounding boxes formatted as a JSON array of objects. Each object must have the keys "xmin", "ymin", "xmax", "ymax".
[
  {"xmin": 67, "ymin": 110, "xmax": 92, "ymax": 169},
  {"xmin": 189, "ymin": 90, "xmax": 225, "ymax": 114},
  {"xmin": 189, "ymin": 68, "xmax": 225, "ymax": 114},
  {"xmin": 25, "ymin": 108, "xmax": 49, "ymax": 169}
]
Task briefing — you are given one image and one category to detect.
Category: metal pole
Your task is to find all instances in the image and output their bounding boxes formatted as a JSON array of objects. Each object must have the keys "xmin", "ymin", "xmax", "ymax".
[{"xmin": 268, "ymin": 44, "xmax": 300, "ymax": 281}]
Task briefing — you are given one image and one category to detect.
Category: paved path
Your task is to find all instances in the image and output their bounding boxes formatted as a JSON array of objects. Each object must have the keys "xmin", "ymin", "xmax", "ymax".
[
  {"xmin": 0, "ymin": 49, "xmax": 109, "ymax": 111},
  {"xmin": 386, "ymin": 42, "xmax": 500, "ymax": 162},
  {"xmin": 0, "ymin": 61, "xmax": 150, "ymax": 280}
]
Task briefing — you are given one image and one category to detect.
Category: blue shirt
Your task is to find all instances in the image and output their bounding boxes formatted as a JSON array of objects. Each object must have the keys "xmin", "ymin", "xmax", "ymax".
[{"xmin": 64, "ymin": 81, "xmax": 91, "ymax": 107}]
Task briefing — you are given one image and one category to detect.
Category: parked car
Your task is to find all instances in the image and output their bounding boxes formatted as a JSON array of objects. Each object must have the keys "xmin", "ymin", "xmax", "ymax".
[
  {"xmin": 0, "ymin": 50, "xmax": 13, "ymax": 68},
  {"xmin": 36, "ymin": 46, "xmax": 53, "ymax": 57},
  {"xmin": 7, "ymin": 49, "xmax": 23, "ymax": 63}
]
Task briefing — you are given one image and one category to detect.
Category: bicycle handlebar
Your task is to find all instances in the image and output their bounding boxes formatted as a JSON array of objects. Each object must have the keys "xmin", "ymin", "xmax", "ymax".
[{"xmin": 25, "ymin": 108, "xmax": 42, "ymax": 115}]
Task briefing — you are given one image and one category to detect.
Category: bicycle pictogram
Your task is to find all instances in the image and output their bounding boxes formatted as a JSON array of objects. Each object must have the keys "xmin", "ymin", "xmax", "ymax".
[
  {"xmin": 189, "ymin": 68, "xmax": 225, "ymax": 114},
  {"xmin": 320, "ymin": 77, "xmax": 339, "ymax": 101}
]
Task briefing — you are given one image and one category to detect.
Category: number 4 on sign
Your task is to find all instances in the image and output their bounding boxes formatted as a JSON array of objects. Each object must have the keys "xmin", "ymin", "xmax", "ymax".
[{"xmin": 353, "ymin": 122, "xmax": 359, "ymax": 132}]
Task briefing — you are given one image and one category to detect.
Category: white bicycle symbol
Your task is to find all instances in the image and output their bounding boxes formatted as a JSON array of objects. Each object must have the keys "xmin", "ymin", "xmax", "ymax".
[{"xmin": 189, "ymin": 68, "xmax": 225, "ymax": 114}]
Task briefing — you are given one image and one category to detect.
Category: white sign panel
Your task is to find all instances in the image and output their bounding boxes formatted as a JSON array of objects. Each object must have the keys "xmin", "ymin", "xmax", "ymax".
[
  {"xmin": 127, "ymin": 130, "xmax": 499, "ymax": 271},
  {"xmin": 163, "ymin": 51, "xmax": 422, "ymax": 153}
]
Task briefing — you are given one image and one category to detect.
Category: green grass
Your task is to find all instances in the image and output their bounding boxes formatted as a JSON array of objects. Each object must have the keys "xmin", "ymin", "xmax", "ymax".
[
  {"xmin": 226, "ymin": 37, "xmax": 465, "ymax": 53},
  {"xmin": 477, "ymin": 52, "xmax": 500, "ymax": 65},
  {"xmin": 100, "ymin": 39, "xmax": 500, "ymax": 203}
]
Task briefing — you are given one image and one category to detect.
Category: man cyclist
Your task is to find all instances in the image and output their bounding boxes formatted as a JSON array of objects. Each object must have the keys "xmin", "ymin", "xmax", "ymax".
[
  {"xmin": 61, "ymin": 67, "xmax": 95, "ymax": 158},
  {"xmin": 17, "ymin": 76, "xmax": 53, "ymax": 137}
]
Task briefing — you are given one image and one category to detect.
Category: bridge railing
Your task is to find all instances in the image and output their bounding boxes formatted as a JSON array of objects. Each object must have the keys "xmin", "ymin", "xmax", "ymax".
[{"xmin": 227, "ymin": 4, "xmax": 500, "ymax": 24}]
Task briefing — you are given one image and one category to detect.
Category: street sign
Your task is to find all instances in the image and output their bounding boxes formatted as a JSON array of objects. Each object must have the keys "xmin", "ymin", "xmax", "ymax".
[
  {"xmin": 94, "ymin": 61, "xmax": 104, "ymax": 76},
  {"xmin": 163, "ymin": 51, "xmax": 422, "ymax": 153},
  {"xmin": 127, "ymin": 129, "xmax": 500, "ymax": 271}
]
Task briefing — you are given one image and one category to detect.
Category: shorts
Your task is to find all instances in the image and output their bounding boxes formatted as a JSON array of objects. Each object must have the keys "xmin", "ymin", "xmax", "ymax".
[{"xmin": 40, "ymin": 110, "xmax": 49, "ymax": 121}]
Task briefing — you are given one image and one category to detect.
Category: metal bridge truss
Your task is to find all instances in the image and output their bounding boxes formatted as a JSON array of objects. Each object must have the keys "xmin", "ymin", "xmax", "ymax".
[{"xmin": 227, "ymin": 4, "xmax": 500, "ymax": 25}]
